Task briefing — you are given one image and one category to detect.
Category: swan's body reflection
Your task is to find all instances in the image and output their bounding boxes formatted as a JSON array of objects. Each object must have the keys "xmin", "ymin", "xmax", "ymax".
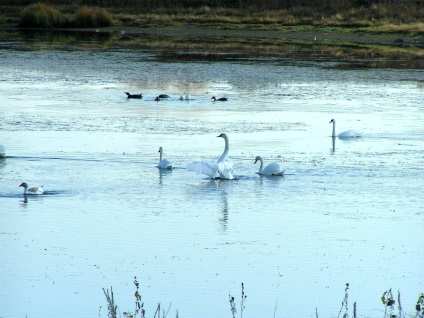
[
  {"xmin": 158, "ymin": 168, "xmax": 173, "ymax": 186},
  {"xmin": 194, "ymin": 179, "xmax": 232, "ymax": 232}
]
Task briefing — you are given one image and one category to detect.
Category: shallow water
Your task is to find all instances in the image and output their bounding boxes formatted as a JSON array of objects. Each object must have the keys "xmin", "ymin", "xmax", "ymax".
[{"xmin": 0, "ymin": 32, "xmax": 423, "ymax": 318}]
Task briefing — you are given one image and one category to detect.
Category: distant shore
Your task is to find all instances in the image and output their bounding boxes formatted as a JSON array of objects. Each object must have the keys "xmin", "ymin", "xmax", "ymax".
[
  {"xmin": 89, "ymin": 25, "xmax": 423, "ymax": 47},
  {"xmin": 2, "ymin": 23, "xmax": 421, "ymax": 48}
]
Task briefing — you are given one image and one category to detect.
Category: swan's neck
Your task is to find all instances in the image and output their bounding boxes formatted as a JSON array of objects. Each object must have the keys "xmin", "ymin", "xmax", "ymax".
[
  {"xmin": 258, "ymin": 157, "xmax": 264, "ymax": 172},
  {"xmin": 217, "ymin": 135, "xmax": 229, "ymax": 163},
  {"xmin": 23, "ymin": 188, "xmax": 28, "ymax": 194},
  {"xmin": 332, "ymin": 121, "xmax": 336, "ymax": 137}
]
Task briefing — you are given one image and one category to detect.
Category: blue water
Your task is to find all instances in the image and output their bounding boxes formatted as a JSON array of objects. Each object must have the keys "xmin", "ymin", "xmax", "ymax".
[{"xmin": 0, "ymin": 34, "xmax": 423, "ymax": 318}]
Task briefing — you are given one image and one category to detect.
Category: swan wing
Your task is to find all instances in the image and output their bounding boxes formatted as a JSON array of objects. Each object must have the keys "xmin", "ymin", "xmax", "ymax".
[
  {"xmin": 217, "ymin": 161, "xmax": 235, "ymax": 180},
  {"xmin": 338, "ymin": 130, "xmax": 362, "ymax": 139},
  {"xmin": 260, "ymin": 162, "xmax": 284, "ymax": 176},
  {"xmin": 187, "ymin": 161, "xmax": 219, "ymax": 178}
]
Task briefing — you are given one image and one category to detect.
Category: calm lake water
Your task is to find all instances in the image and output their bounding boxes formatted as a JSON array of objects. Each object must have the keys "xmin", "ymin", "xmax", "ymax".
[{"xmin": 0, "ymin": 31, "xmax": 423, "ymax": 318}]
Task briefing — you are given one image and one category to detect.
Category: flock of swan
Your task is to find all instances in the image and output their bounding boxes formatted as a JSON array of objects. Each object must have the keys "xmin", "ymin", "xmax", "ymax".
[
  {"xmin": 6, "ymin": 118, "xmax": 361, "ymax": 195},
  {"xmin": 158, "ymin": 119, "xmax": 361, "ymax": 180},
  {"xmin": 158, "ymin": 133, "xmax": 286, "ymax": 180}
]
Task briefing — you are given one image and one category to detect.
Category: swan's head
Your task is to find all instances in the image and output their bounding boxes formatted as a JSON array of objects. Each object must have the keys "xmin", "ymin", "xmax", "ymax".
[
  {"xmin": 158, "ymin": 147, "xmax": 163, "ymax": 153},
  {"xmin": 329, "ymin": 119, "xmax": 335, "ymax": 124},
  {"xmin": 254, "ymin": 156, "xmax": 261, "ymax": 164},
  {"xmin": 217, "ymin": 133, "xmax": 227, "ymax": 139},
  {"xmin": 19, "ymin": 182, "xmax": 28, "ymax": 189}
]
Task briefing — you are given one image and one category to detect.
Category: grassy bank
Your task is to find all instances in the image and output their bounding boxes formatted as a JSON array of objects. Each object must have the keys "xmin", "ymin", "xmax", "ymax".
[{"xmin": 0, "ymin": 1, "xmax": 423, "ymax": 35}]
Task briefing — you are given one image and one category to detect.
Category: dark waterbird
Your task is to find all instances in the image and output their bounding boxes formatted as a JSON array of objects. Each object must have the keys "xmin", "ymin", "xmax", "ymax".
[
  {"xmin": 125, "ymin": 92, "xmax": 142, "ymax": 99},
  {"xmin": 158, "ymin": 94, "xmax": 170, "ymax": 98},
  {"xmin": 212, "ymin": 96, "xmax": 228, "ymax": 101}
]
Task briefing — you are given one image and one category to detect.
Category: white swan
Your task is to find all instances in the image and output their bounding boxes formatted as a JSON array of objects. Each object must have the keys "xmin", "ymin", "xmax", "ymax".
[
  {"xmin": 19, "ymin": 182, "xmax": 44, "ymax": 195},
  {"xmin": 254, "ymin": 156, "xmax": 284, "ymax": 176},
  {"xmin": 330, "ymin": 119, "xmax": 362, "ymax": 139},
  {"xmin": 0, "ymin": 144, "xmax": 5, "ymax": 158},
  {"xmin": 158, "ymin": 147, "xmax": 174, "ymax": 170},
  {"xmin": 187, "ymin": 133, "xmax": 235, "ymax": 180}
]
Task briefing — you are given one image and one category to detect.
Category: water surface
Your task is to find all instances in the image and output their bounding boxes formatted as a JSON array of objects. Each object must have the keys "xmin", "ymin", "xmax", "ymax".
[{"xmin": 0, "ymin": 32, "xmax": 423, "ymax": 318}]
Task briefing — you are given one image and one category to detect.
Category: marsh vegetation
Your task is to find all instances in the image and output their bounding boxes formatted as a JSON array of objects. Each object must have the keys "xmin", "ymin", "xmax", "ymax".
[{"xmin": 0, "ymin": 0, "xmax": 423, "ymax": 34}]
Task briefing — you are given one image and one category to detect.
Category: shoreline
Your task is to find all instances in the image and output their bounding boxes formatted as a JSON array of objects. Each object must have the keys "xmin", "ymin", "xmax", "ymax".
[
  {"xmin": 2, "ymin": 23, "xmax": 423, "ymax": 47},
  {"xmin": 1, "ymin": 24, "xmax": 423, "ymax": 67}
]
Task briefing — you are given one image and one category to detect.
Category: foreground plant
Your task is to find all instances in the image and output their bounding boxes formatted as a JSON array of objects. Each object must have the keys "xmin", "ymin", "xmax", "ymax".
[
  {"xmin": 335, "ymin": 283, "xmax": 357, "ymax": 318},
  {"xmin": 229, "ymin": 282, "xmax": 247, "ymax": 318},
  {"xmin": 415, "ymin": 293, "xmax": 424, "ymax": 318},
  {"xmin": 103, "ymin": 286, "xmax": 118, "ymax": 318}
]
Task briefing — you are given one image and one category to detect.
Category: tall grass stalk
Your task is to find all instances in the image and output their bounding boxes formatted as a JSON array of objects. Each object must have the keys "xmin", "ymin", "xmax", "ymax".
[
  {"xmin": 337, "ymin": 283, "xmax": 350, "ymax": 318},
  {"xmin": 229, "ymin": 282, "xmax": 247, "ymax": 318},
  {"xmin": 103, "ymin": 287, "xmax": 118, "ymax": 318},
  {"xmin": 381, "ymin": 289, "xmax": 396, "ymax": 318}
]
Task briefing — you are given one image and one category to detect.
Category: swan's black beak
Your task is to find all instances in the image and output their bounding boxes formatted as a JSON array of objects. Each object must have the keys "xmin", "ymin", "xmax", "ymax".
[{"xmin": 217, "ymin": 133, "xmax": 223, "ymax": 138}]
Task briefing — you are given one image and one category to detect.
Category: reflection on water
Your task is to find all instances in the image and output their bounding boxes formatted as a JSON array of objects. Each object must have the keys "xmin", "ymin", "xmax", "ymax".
[
  {"xmin": 0, "ymin": 31, "xmax": 423, "ymax": 318},
  {"xmin": 1, "ymin": 29, "xmax": 423, "ymax": 68}
]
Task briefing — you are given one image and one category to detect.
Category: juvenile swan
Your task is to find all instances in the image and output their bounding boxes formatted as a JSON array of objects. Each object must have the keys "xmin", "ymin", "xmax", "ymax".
[
  {"xmin": 254, "ymin": 156, "xmax": 284, "ymax": 176},
  {"xmin": 187, "ymin": 133, "xmax": 235, "ymax": 180},
  {"xmin": 330, "ymin": 119, "xmax": 362, "ymax": 139},
  {"xmin": 158, "ymin": 147, "xmax": 174, "ymax": 170},
  {"xmin": 19, "ymin": 182, "xmax": 44, "ymax": 195}
]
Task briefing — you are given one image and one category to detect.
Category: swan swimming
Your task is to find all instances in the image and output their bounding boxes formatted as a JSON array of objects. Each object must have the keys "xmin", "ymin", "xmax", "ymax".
[
  {"xmin": 158, "ymin": 147, "xmax": 174, "ymax": 170},
  {"xmin": 186, "ymin": 133, "xmax": 235, "ymax": 180},
  {"xmin": 254, "ymin": 156, "xmax": 284, "ymax": 176},
  {"xmin": 330, "ymin": 119, "xmax": 362, "ymax": 139},
  {"xmin": 19, "ymin": 182, "xmax": 44, "ymax": 195}
]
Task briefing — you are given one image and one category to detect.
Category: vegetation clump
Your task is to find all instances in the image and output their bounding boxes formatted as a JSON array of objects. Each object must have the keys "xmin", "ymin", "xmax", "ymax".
[
  {"xmin": 19, "ymin": 2, "xmax": 112, "ymax": 28},
  {"xmin": 20, "ymin": 2, "xmax": 71, "ymax": 28},
  {"xmin": 75, "ymin": 6, "xmax": 113, "ymax": 28}
]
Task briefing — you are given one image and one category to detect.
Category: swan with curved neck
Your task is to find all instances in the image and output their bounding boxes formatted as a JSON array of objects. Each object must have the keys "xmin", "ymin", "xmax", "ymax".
[
  {"xmin": 254, "ymin": 156, "xmax": 284, "ymax": 176},
  {"xmin": 158, "ymin": 147, "xmax": 174, "ymax": 170},
  {"xmin": 330, "ymin": 119, "xmax": 362, "ymax": 139},
  {"xmin": 187, "ymin": 133, "xmax": 235, "ymax": 179},
  {"xmin": 217, "ymin": 133, "xmax": 230, "ymax": 163}
]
